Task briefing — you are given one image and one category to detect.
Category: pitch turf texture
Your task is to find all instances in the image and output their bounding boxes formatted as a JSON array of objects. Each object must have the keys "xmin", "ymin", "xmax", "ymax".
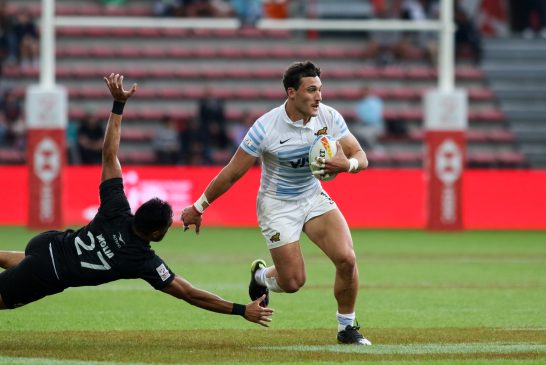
[{"xmin": 0, "ymin": 227, "xmax": 545, "ymax": 364}]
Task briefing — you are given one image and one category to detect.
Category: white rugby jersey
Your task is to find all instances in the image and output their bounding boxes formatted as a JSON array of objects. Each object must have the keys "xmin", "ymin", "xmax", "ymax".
[{"xmin": 240, "ymin": 101, "xmax": 350, "ymax": 200}]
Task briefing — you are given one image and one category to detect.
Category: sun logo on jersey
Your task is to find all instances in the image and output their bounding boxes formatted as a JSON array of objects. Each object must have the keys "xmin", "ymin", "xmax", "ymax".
[
  {"xmin": 269, "ymin": 232, "xmax": 280, "ymax": 243},
  {"xmin": 315, "ymin": 127, "xmax": 328, "ymax": 136}
]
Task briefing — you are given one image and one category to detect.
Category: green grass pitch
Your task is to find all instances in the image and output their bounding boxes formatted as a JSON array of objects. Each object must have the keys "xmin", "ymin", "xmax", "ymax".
[{"xmin": 0, "ymin": 226, "xmax": 545, "ymax": 364}]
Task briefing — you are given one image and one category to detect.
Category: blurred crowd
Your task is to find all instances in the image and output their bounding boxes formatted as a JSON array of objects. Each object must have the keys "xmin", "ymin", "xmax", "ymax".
[
  {"xmin": 153, "ymin": 0, "xmax": 288, "ymax": 26},
  {"xmin": 66, "ymin": 89, "xmax": 253, "ymax": 166},
  {"xmin": 0, "ymin": 1, "xmax": 39, "ymax": 74},
  {"xmin": 1, "ymin": 0, "xmax": 545, "ymax": 164}
]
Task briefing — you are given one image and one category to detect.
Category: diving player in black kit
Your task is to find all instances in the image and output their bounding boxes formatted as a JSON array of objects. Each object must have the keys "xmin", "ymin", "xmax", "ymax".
[{"xmin": 0, "ymin": 73, "xmax": 273, "ymax": 327}]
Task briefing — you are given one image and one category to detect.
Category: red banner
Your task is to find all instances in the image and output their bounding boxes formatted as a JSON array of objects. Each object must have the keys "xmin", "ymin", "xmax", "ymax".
[
  {"xmin": 27, "ymin": 129, "xmax": 65, "ymax": 229},
  {"xmin": 1, "ymin": 166, "xmax": 545, "ymax": 229},
  {"xmin": 425, "ymin": 131, "xmax": 465, "ymax": 230}
]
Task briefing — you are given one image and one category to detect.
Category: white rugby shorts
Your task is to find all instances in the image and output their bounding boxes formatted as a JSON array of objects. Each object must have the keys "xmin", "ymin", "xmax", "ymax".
[{"xmin": 257, "ymin": 189, "xmax": 337, "ymax": 249}]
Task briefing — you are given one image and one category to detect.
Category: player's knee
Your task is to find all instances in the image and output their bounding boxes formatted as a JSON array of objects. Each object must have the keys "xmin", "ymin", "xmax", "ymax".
[
  {"xmin": 336, "ymin": 250, "xmax": 357, "ymax": 275},
  {"xmin": 280, "ymin": 276, "xmax": 306, "ymax": 293},
  {"xmin": 0, "ymin": 295, "xmax": 7, "ymax": 310}
]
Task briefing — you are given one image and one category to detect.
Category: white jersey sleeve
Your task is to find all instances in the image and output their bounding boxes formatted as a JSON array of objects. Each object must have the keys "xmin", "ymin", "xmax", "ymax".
[{"xmin": 240, "ymin": 119, "xmax": 266, "ymax": 157}]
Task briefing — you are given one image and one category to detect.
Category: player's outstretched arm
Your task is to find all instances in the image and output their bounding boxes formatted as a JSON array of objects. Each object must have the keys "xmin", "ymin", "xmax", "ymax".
[
  {"xmin": 161, "ymin": 275, "xmax": 274, "ymax": 327},
  {"xmin": 101, "ymin": 73, "xmax": 137, "ymax": 183},
  {"xmin": 181, "ymin": 148, "xmax": 257, "ymax": 234}
]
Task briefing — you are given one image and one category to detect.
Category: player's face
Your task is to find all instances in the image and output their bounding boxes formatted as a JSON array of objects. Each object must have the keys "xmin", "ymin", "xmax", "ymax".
[{"xmin": 288, "ymin": 76, "xmax": 322, "ymax": 122}]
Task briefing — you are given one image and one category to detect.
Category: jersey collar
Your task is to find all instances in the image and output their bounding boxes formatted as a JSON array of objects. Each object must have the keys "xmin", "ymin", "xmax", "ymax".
[{"xmin": 281, "ymin": 100, "xmax": 316, "ymax": 129}]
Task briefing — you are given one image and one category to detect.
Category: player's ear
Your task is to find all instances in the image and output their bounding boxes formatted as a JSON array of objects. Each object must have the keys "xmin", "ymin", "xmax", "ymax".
[
  {"xmin": 287, "ymin": 87, "xmax": 296, "ymax": 98},
  {"xmin": 150, "ymin": 230, "xmax": 162, "ymax": 241}
]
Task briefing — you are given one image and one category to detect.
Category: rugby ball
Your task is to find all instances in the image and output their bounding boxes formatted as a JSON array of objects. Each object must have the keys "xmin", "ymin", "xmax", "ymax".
[{"xmin": 309, "ymin": 135, "xmax": 337, "ymax": 181}]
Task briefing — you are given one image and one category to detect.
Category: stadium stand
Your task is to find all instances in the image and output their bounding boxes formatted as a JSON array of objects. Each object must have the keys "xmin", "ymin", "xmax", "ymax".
[
  {"xmin": 482, "ymin": 37, "xmax": 546, "ymax": 168},
  {"xmin": 0, "ymin": 0, "xmax": 528, "ymax": 168}
]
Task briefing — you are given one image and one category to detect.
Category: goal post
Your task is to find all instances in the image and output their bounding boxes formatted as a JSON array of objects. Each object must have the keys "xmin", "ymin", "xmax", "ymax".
[
  {"xmin": 27, "ymin": 0, "xmax": 67, "ymax": 229},
  {"xmin": 33, "ymin": 0, "xmax": 465, "ymax": 230}
]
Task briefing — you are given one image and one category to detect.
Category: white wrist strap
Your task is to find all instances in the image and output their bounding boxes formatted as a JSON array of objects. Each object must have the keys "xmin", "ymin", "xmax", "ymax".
[
  {"xmin": 193, "ymin": 193, "xmax": 209, "ymax": 214},
  {"xmin": 348, "ymin": 158, "xmax": 359, "ymax": 173}
]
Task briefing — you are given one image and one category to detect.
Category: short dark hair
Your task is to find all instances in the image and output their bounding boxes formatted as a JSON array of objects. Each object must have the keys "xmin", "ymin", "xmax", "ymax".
[
  {"xmin": 134, "ymin": 198, "xmax": 173, "ymax": 236},
  {"xmin": 282, "ymin": 61, "xmax": 321, "ymax": 93}
]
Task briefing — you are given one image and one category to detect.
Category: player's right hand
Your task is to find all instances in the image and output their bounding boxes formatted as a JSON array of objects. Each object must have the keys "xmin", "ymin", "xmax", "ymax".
[
  {"xmin": 181, "ymin": 205, "xmax": 202, "ymax": 234},
  {"xmin": 104, "ymin": 73, "xmax": 137, "ymax": 102},
  {"xmin": 244, "ymin": 294, "xmax": 274, "ymax": 327}
]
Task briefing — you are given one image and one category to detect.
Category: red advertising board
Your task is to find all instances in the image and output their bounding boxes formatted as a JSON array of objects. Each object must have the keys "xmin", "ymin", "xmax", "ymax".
[
  {"xmin": 0, "ymin": 166, "xmax": 545, "ymax": 229},
  {"xmin": 425, "ymin": 131, "xmax": 465, "ymax": 230},
  {"xmin": 424, "ymin": 89, "xmax": 468, "ymax": 231},
  {"xmin": 25, "ymin": 86, "xmax": 68, "ymax": 229}
]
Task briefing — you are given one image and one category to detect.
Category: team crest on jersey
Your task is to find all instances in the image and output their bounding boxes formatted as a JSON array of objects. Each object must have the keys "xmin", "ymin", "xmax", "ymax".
[
  {"xmin": 269, "ymin": 232, "xmax": 280, "ymax": 243},
  {"xmin": 315, "ymin": 127, "xmax": 328, "ymax": 136},
  {"xmin": 156, "ymin": 263, "xmax": 171, "ymax": 281}
]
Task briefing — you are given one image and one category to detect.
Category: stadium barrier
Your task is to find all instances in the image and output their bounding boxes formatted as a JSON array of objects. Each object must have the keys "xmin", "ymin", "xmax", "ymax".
[{"xmin": 1, "ymin": 166, "xmax": 545, "ymax": 229}]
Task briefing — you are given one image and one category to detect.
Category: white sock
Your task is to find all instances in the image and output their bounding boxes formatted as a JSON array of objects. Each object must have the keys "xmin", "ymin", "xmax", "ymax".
[
  {"xmin": 255, "ymin": 267, "xmax": 267, "ymax": 286},
  {"xmin": 337, "ymin": 311, "xmax": 355, "ymax": 332},
  {"xmin": 264, "ymin": 272, "xmax": 284, "ymax": 293}
]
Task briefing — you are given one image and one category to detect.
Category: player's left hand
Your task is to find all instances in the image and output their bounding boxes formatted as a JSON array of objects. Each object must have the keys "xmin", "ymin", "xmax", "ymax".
[
  {"xmin": 181, "ymin": 205, "xmax": 202, "ymax": 234},
  {"xmin": 320, "ymin": 141, "xmax": 349, "ymax": 174},
  {"xmin": 244, "ymin": 294, "xmax": 274, "ymax": 327},
  {"xmin": 104, "ymin": 73, "xmax": 137, "ymax": 102}
]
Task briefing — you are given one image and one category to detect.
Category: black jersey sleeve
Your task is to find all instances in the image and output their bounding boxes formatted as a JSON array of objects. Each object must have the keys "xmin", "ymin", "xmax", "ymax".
[
  {"xmin": 140, "ymin": 255, "xmax": 176, "ymax": 290},
  {"xmin": 98, "ymin": 178, "xmax": 131, "ymax": 219}
]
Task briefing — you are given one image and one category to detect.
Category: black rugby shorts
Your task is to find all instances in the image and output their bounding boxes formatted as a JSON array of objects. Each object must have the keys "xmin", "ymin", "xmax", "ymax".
[{"xmin": 0, "ymin": 231, "xmax": 65, "ymax": 308}]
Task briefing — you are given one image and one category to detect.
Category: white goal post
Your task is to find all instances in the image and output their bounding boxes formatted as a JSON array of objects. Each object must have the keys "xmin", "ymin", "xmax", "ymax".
[
  {"xmin": 34, "ymin": 0, "xmax": 464, "ymax": 230},
  {"xmin": 43, "ymin": 0, "xmax": 456, "ymax": 92}
]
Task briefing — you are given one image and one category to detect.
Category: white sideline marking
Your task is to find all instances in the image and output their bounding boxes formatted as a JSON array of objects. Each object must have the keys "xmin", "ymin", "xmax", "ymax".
[
  {"xmin": 257, "ymin": 343, "xmax": 546, "ymax": 354},
  {"xmin": 0, "ymin": 357, "xmax": 160, "ymax": 365}
]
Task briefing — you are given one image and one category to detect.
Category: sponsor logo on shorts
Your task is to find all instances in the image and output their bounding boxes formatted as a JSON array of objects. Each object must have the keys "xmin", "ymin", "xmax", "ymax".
[
  {"xmin": 315, "ymin": 127, "xmax": 328, "ymax": 136},
  {"xmin": 156, "ymin": 263, "xmax": 171, "ymax": 281},
  {"xmin": 321, "ymin": 191, "xmax": 334, "ymax": 204},
  {"xmin": 269, "ymin": 232, "xmax": 280, "ymax": 243}
]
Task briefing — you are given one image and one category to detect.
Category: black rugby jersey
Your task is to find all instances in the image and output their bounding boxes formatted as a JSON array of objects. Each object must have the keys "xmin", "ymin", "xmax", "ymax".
[{"xmin": 50, "ymin": 178, "xmax": 175, "ymax": 290}]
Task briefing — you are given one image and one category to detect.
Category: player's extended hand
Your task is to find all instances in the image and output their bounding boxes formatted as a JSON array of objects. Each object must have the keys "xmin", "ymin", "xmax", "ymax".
[
  {"xmin": 104, "ymin": 73, "xmax": 137, "ymax": 102},
  {"xmin": 181, "ymin": 205, "xmax": 202, "ymax": 234},
  {"xmin": 244, "ymin": 294, "xmax": 274, "ymax": 327},
  {"xmin": 312, "ymin": 141, "xmax": 349, "ymax": 176},
  {"xmin": 327, "ymin": 141, "xmax": 350, "ymax": 173}
]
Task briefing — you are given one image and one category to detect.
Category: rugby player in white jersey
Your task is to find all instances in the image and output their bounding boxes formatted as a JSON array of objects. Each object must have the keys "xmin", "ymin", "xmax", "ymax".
[{"xmin": 181, "ymin": 61, "xmax": 371, "ymax": 345}]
